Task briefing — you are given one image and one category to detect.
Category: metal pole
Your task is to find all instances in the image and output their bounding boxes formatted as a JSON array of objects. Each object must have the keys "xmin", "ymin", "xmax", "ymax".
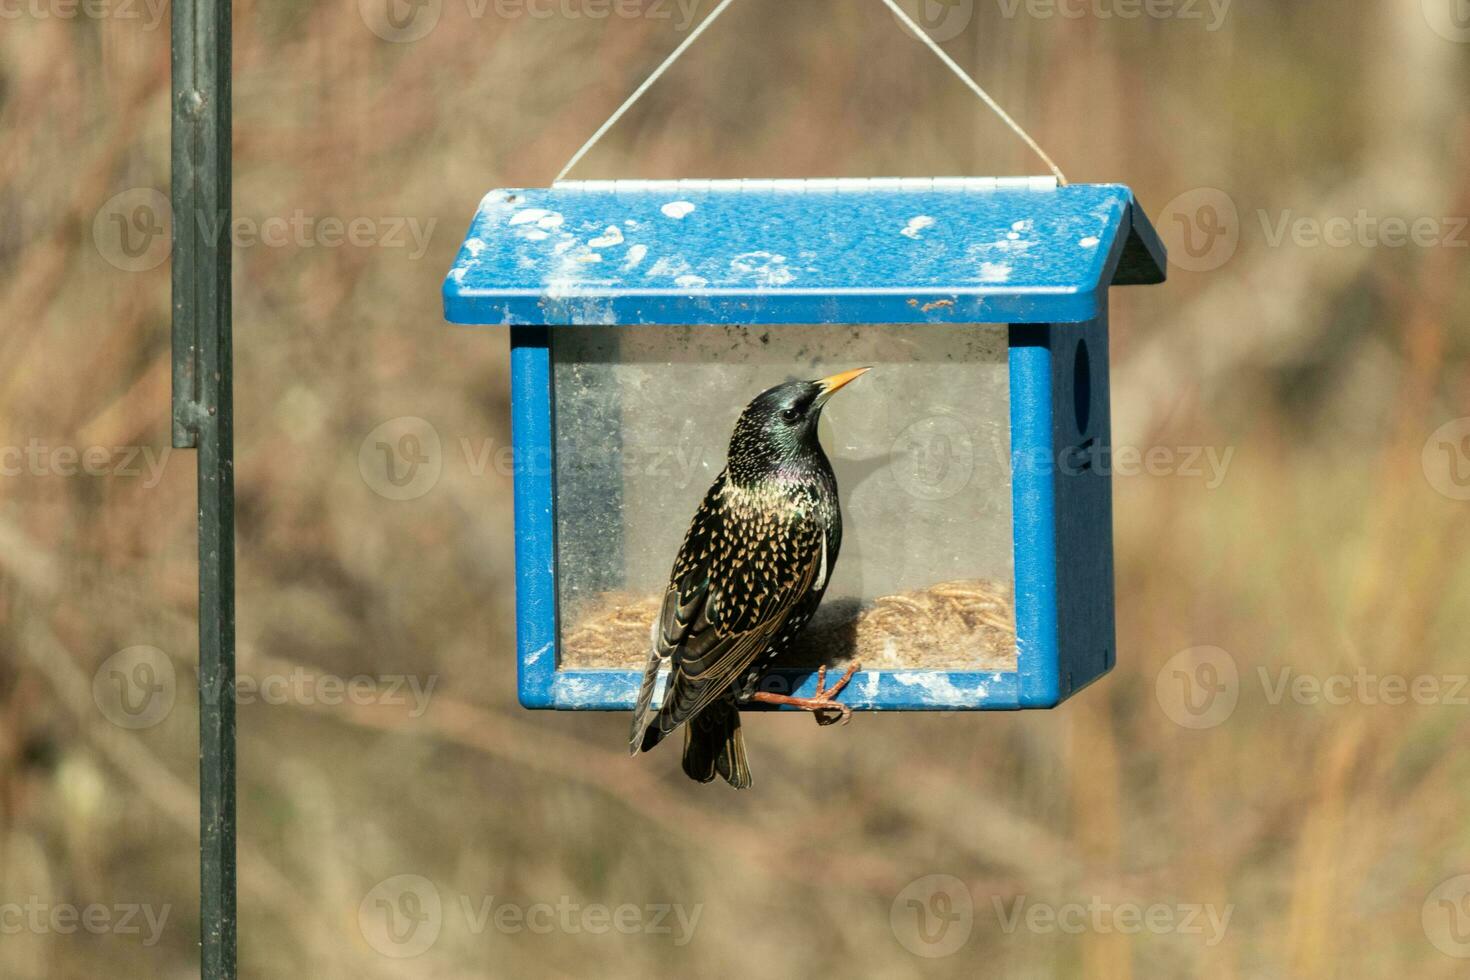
[{"xmin": 171, "ymin": 0, "xmax": 236, "ymax": 975}]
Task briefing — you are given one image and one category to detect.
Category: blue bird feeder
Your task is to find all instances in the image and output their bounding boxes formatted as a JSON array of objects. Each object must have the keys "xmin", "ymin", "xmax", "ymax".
[{"xmin": 444, "ymin": 177, "xmax": 1166, "ymax": 712}]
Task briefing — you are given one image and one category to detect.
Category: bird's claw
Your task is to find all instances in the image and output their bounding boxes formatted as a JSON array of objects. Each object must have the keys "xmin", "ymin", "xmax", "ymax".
[
  {"xmin": 748, "ymin": 661, "xmax": 861, "ymax": 726},
  {"xmin": 812, "ymin": 663, "xmax": 859, "ymax": 727}
]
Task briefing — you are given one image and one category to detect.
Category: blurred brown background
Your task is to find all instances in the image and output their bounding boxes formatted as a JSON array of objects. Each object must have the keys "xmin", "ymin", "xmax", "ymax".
[{"xmin": 2, "ymin": 0, "xmax": 1469, "ymax": 976}]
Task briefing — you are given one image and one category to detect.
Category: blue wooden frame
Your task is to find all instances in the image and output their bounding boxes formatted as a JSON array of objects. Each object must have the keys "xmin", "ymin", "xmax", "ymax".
[{"xmin": 445, "ymin": 179, "xmax": 1166, "ymax": 711}]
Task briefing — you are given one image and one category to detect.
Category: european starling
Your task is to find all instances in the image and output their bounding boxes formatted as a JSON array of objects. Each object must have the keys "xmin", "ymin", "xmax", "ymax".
[{"xmin": 629, "ymin": 367, "xmax": 870, "ymax": 788}]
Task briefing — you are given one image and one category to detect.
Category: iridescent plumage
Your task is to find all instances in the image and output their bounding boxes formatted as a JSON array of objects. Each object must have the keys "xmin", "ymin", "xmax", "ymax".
[{"xmin": 629, "ymin": 369, "xmax": 868, "ymax": 788}]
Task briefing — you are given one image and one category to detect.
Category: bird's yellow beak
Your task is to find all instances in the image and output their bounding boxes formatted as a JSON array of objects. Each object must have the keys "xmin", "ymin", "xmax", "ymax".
[{"xmin": 814, "ymin": 367, "xmax": 870, "ymax": 406}]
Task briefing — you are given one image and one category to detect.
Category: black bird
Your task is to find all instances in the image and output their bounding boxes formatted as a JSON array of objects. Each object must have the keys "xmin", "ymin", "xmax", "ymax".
[{"xmin": 629, "ymin": 368, "xmax": 869, "ymax": 788}]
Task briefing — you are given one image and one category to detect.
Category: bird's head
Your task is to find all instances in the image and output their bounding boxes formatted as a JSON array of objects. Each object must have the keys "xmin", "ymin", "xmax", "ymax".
[{"xmin": 726, "ymin": 368, "xmax": 870, "ymax": 487}]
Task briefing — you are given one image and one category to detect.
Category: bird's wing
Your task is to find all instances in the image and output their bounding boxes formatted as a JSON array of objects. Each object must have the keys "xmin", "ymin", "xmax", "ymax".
[
  {"xmin": 629, "ymin": 474, "xmax": 725, "ymax": 752},
  {"xmin": 647, "ymin": 488, "xmax": 825, "ymax": 738}
]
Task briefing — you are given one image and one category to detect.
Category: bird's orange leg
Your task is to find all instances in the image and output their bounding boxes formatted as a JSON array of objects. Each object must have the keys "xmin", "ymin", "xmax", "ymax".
[{"xmin": 750, "ymin": 663, "xmax": 861, "ymax": 726}]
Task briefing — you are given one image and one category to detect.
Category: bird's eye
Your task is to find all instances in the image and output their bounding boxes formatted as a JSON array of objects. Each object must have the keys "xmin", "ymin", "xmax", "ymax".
[{"xmin": 780, "ymin": 408, "xmax": 800, "ymax": 423}]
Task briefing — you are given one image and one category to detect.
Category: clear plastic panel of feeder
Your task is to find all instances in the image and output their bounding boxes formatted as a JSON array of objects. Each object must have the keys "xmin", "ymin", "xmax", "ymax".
[{"xmin": 553, "ymin": 324, "xmax": 1017, "ymax": 673}]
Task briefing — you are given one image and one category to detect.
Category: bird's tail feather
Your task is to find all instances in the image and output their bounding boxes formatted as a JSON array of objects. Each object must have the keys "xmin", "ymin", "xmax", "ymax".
[{"xmin": 682, "ymin": 697, "xmax": 751, "ymax": 789}]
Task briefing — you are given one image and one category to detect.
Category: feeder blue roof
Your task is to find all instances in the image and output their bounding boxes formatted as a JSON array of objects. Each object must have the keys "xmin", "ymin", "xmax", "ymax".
[{"xmin": 443, "ymin": 178, "xmax": 1165, "ymax": 326}]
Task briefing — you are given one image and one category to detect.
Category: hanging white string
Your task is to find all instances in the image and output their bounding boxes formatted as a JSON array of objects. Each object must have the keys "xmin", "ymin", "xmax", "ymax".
[
  {"xmin": 555, "ymin": 0, "xmax": 740, "ymax": 183},
  {"xmin": 878, "ymin": 0, "xmax": 1068, "ymax": 185},
  {"xmin": 555, "ymin": 0, "xmax": 1068, "ymax": 186}
]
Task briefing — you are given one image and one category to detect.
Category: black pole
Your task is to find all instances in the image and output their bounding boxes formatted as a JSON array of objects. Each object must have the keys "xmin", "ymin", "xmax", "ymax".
[{"xmin": 171, "ymin": 0, "xmax": 236, "ymax": 976}]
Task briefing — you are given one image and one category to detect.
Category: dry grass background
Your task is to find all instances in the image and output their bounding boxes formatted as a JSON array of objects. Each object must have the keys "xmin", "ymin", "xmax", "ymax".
[{"xmin": 1, "ymin": 0, "xmax": 1469, "ymax": 976}]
